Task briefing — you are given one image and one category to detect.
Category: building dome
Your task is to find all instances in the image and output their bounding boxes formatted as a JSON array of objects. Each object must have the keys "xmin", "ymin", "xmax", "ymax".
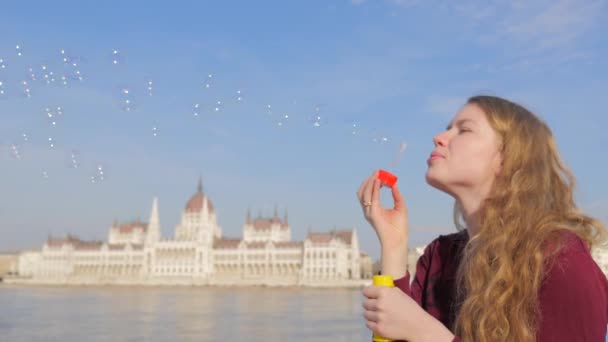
[{"xmin": 185, "ymin": 178, "xmax": 215, "ymax": 213}]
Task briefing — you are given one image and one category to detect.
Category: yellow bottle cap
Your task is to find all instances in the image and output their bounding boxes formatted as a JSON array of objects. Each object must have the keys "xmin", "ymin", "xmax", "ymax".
[
  {"xmin": 372, "ymin": 332, "xmax": 392, "ymax": 342},
  {"xmin": 372, "ymin": 275, "xmax": 394, "ymax": 287}
]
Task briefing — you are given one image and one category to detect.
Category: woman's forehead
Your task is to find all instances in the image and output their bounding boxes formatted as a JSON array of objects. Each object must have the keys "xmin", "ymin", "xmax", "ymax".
[{"xmin": 449, "ymin": 104, "xmax": 487, "ymax": 126}]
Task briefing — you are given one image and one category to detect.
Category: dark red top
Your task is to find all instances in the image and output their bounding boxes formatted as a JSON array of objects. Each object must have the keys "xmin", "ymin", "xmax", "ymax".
[{"xmin": 393, "ymin": 230, "xmax": 608, "ymax": 341}]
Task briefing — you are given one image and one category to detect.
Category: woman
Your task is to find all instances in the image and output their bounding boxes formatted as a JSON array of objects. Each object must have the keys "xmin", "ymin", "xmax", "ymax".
[{"xmin": 358, "ymin": 95, "xmax": 608, "ymax": 342}]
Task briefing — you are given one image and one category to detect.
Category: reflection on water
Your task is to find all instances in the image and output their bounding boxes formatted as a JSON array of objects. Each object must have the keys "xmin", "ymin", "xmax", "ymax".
[{"xmin": 0, "ymin": 285, "xmax": 370, "ymax": 341}]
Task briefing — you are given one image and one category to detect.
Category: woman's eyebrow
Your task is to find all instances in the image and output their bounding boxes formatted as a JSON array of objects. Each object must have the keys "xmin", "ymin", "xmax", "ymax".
[{"xmin": 446, "ymin": 118, "xmax": 475, "ymax": 130}]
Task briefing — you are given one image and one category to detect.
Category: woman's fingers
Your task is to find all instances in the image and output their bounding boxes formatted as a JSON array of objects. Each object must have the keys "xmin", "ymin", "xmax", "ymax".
[
  {"xmin": 371, "ymin": 178, "xmax": 381, "ymax": 211},
  {"xmin": 357, "ymin": 174, "xmax": 374, "ymax": 203},
  {"xmin": 363, "ymin": 310, "xmax": 379, "ymax": 323},
  {"xmin": 362, "ymin": 171, "xmax": 377, "ymax": 205},
  {"xmin": 362, "ymin": 298, "xmax": 378, "ymax": 311},
  {"xmin": 391, "ymin": 184, "xmax": 407, "ymax": 212}
]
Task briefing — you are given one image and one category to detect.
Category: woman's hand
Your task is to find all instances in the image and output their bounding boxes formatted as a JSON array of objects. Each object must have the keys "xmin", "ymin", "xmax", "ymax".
[
  {"xmin": 357, "ymin": 171, "xmax": 409, "ymax": 251},
  {"xmin": 362, "ymin": 285, "xmax": 455, "ymax": 342}
]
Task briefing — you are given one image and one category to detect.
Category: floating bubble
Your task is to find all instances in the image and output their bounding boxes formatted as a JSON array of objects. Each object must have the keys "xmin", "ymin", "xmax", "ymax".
[
  {"xmin": 22, "ymin": 80, "xmax": 32, "ymax": 98},
  {"xmin": 90, "ymin": 164, "xmax": 106, "ymax": 183},
  {"xmin": 203, "ymin": 74, "xmax": 213, "ymax": 89},
  {"xmin": 111, "ymin": 49, "xmax": 124, "ymax": 65},
  {"xmin": 390, "ymin": 141, "xmax": 408, "ymax": 168},
  {"xmin": 15, "ymin": 44, "xmax": 23, "ymax": 57},
  {"xmin": 22, "ymin": 132, "xmax": 29, "ymax": 142},
  {"xmin": 42, "ymin": 170, "xmax": 49, "ymax": 179},
  {"xmin": 152, "ymin": 126, "xmax": 158, "ymax": 137},
  {"xmin": 48, "ymin": 137, "xmax": 55, "ymax": 148},
  {"xmin": 27, "ymin": 67, "xmax": 37, "ymax": 81},
  {"xmin": 0, "ymin": 80, "xmax": 5, "ymax": 97},
  {"xmin": 214, "ymin": 100, "xmax": 223, "ymax": 113},
  {"xmin": 59, "ymin": 49, "xmax": 82, "ymax": 67},
  {"xmin": 193, "ymin": 103, "xmax": 200, "ymax": 117},
  {"xmin": 235, "ymin": 90, "xmax": 243, "ymax": 102},
  {"xmin": 118, "ymin": 87, "xmax": 134, "ymax": 111},
  {"xmin": 68, "ymin": 149, "xmax": 80, "ymax": 169},
  {"xmin": 45, "ymin": 106, "xmax": 64, "ymax": 126},
  {"xmin": 308, "ymin": 106, "xmax": 329, "ymax": 128},
  {"xmin": 0, "ymin": 58, "xmax": 6, "ymax": 69},
  {"xmin": 146, "ymin": 80, "xmax": 153, "ymax": 96},
  {"xmin": 9, "ymin": 144, "xmax": 21, "ymax": 160},
  {"xmin": 370, "ymin": 130, "xmax": 390, "ymax": 144},
  {"xmin": 276, "ymin": 114, "xmax": 290, "ymax": 127}
]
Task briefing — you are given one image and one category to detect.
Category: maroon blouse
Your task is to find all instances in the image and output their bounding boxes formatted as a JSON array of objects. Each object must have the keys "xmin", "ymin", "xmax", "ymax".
[{"xmin": 393, "ymin": 230, "xmax": 608, "ymax": 341}]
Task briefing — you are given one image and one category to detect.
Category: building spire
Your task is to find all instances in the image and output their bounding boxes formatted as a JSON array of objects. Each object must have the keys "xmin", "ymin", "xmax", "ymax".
[
  {"xmin": 246, "ymin": 207, "xmax": 251, "ymax": 224},
  {"xmin": 146, "ymin": 196, "xmax": 161, "ymax": 245},
  {"xmin": 284, "ymin": 208, "xmax": 288, "ymax": 225},
  {"xmin": 197, "ymin": 176, "xmax": 203, "ymax": 193},
  {"xmin": 274, "ymin": 204, "xmax": 278, "ymax": 219}
]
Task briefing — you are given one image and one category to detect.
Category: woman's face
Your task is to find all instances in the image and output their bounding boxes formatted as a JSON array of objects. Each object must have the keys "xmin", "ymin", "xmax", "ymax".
[{"xmin": 425, "ymin": 103, "xmax": 503, "ymax": 199}]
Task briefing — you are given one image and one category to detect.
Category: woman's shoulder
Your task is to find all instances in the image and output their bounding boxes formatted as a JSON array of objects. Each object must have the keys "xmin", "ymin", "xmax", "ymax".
[
  {"xmin": 433, "ymin": 230, "xmax": 469, "ymax": 248},
  {"xmin": 546, "ymin": 230, "xmax": 590, "ymax": 257},
  {"xmin": 422, "ymin": 230, "xmax": 469, "ymax": 259}
]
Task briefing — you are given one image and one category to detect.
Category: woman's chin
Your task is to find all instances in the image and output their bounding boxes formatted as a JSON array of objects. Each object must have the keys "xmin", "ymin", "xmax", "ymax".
[{"xmin": 425, "ymin": 172, "xmax": 448, "ymax": 192}]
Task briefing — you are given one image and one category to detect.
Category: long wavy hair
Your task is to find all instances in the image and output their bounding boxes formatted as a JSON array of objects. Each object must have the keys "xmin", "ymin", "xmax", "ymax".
[{"xmin": 452, "ymin": 95, "xmax": 607, "ymax": 341}]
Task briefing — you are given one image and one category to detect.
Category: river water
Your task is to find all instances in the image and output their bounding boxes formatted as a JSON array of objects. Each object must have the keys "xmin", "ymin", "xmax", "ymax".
[{"xmin": 0, "ymin": 285, "xmax": 370, "ymax": 341}]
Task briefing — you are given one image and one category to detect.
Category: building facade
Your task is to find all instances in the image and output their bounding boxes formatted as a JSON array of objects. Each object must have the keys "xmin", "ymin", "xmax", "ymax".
[{"xmin": 14, "ymin": 180, "xmax": 372, "ymax": 287}]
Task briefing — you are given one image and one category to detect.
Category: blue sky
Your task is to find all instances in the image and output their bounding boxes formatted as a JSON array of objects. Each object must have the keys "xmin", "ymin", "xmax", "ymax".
[{"xmin": 1, "ymin": 0, "xmax": 607, "ymax": 260}]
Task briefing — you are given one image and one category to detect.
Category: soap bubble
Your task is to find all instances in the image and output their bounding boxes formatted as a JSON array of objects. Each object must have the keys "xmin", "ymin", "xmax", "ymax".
[
  {"xmin": 203, "ymin": 74, "xmax": 213, "ymax": 89},
  {"xmin": 9, "ymin": 144, "xmax": 21, "ymax": 160},
  {"xmin": 214, "ymin": 100, "xmax": 223, "ymax": 113},
  {"xmin": 118, "ymin": 87, "xmax": 135, "ymax": 111},
  {"xmin": 152, "ymin": 126, "xmax": 158, "ymax": 137},
  {"xmin": 276, "ymin": 113, "xmax": 290, "ymax": 127},
  {"xmin": 45, "ymin": 106, "xmax": 64, "ymax": 126},
  {"xmin": 22, "ymin": 132, "xmax": 29, "ymax": 142},
  {"xmin": 15, "ymin": 44, "xmax": 23, "ymax": 57},
  {"xmin": 27, "ymin": 67, "xmax": 37, "ymax": 81},
  {"xmin": 67, "ymin": 150, "xmax": 80, "ymax": 169},
  {"xmin": 0, "ymin": 80, "xmax": 5, "ymax": 97},
  {"xmin": 0, "ymin": 58, "xmax": 6, "ymax": 69},
  {"xmin": 42, "ymin": 170, "xmax": 49, "ymax": 179},
  {"xmin": 235, "ymin": 90, "xmax": 243, "ymax": 102},
  {"xmin": 193, "ymin": 103, "xmax": 200, "ymax": 117},
  {"xmin": 146, "ymin": 80, "xmax": 153, "ymax": 96},
  {"xmin": 390, "ymin": 141, "xmax": 408, "ymax": 168},
  {"xmin": 48, "ymin": 137, "xmax": 55, "ymax": 148},
  {"xmin": 22, "ymin": 80, "xmax": 32, "ymax": 98},
  {"xmin": 40, "ymin": 65, "xmax": 55, "ymax": 85},
  {"xmin": 308, "ymin": 106, "xmax": 328, "ymax": 128},
  {"xmin": 90, "ymin": 164, "xmax": 106, "ymax": 183},
  {"xmin": 110, "ymin": 49, "xmax": 124, "ymax": 65}
]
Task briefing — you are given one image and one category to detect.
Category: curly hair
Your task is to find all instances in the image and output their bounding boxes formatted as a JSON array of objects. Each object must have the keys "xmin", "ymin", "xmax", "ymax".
[{"xmin": 452, "ymin": 95, "xmax": 607, "ymax": 341}]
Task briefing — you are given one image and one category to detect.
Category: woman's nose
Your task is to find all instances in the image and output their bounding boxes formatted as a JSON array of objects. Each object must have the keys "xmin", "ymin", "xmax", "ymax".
[{"xmin": 433, "ymin": 131, "xmax": 448, "ymax": 147}]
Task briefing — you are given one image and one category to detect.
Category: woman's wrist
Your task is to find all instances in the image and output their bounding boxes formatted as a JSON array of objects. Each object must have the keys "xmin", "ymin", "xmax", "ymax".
[
  {"xmin": 416, "ymin": 312, "xmax": 455, "ymax": 342},
  {"xmin": 380, "ymin": 244, "xmax": 408, "ymax": 279}
]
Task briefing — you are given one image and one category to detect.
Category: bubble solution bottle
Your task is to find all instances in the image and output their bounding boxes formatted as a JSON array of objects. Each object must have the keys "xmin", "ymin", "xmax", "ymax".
[{"xmin": 372, "ymin": 275, "xmax": 395, "ymax": 342}]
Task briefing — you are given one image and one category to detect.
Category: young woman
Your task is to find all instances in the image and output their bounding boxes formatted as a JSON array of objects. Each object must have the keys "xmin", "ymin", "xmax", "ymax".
[{"xmin": 358, "ymin": 95, "xmax": 608, "ymax": 341}]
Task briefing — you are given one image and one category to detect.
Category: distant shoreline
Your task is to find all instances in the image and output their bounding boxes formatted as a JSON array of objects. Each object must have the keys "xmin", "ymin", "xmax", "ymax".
[{"xmin": 1, "ymin": 277, "xmax": 372, "ymax": 290}]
